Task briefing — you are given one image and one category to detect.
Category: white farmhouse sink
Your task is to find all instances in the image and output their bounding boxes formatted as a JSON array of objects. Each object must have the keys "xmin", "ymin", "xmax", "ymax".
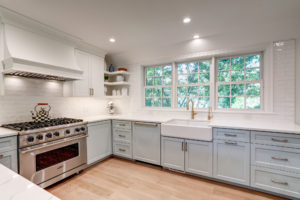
[{"xmin": 161, "ymin": 119, "xmax": 212, "ymax": 141}]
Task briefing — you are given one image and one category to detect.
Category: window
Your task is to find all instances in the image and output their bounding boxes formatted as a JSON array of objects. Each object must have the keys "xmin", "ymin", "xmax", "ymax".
[
  {"xmin": 143, "ymin": 52, "xmax": 263, "ymax": 111},
  {"xmin": 144, "ymin": 64, "xmax": 172, "ymax": 107},
  {"xmin": 216, "ymin": 53, "xmax": 262, "ymax": 110},
  {"xmin": 176, "ymin": 60, "xmax": 210, "ymax": 108}
]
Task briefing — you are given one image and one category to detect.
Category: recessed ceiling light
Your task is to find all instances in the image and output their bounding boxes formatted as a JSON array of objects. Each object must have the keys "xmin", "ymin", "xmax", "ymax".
[
  {"xmin": 109, "ymin": 38, "xmax": 116, "ymax": 43},
  {"xmin": 183, "ymin": 17, "xmax": 191, "ymax": 24},
  {"xmin": 193, "ymin": 34, "xmax": 200, "ymax": 39}
]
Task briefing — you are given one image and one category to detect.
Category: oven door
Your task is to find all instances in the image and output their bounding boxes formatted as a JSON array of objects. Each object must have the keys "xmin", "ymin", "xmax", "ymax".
[{"xmin": 19, "ymin": 134, "xmax": 87, "ymax": 185}]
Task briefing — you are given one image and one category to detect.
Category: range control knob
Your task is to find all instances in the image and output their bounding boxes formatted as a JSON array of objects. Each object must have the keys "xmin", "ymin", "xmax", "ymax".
[
  {"xmin": 46, "ymin": 133, "xmax": 52, "ymax": 138},
  {"xmin": 36, "ymin": 135, "xmax": 43, "ymax": 140},
  {"xmin": 27, "ymin": 136, "xmax": 34, "ymax": 142},
  {"xmin": 81, "ymin": 127, "xmax": 86, "ymax": 131},
  {"xmin": 65, "ymin": 129, "xmax": 71, "ymax": 134},
  {"xmin": 53, "ymin": 131, "xmax": 60, "ymax": 137},
  {"xmin": 75, "ymin": 128, "xmax": 80, "ymax": 132}
]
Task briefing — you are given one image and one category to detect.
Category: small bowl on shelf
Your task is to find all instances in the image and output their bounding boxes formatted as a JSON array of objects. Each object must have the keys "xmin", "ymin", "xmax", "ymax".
[{"xmin": 118, "ymin": 67, "xmax": 127, "ymax": 71}]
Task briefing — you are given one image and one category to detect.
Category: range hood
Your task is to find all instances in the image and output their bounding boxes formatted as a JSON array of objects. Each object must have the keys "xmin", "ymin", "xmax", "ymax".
[{"xmin": 2, "ymin": 24, "xmax": 83, "ymax": 81}]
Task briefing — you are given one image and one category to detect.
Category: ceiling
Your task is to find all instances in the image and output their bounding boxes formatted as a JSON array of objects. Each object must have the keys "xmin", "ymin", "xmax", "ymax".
[{"xmin": 0, "ymin": 0, "xmax": 300, "ymax": 60}]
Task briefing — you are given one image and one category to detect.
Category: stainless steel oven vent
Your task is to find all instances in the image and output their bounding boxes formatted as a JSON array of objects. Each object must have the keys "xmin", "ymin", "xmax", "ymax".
[{"xmin": 4, "ymin": 71, "xmax": 69, "ymax": 81}]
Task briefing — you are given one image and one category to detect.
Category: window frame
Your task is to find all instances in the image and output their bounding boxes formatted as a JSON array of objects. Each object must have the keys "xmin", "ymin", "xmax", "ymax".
[
  {"xmin": 174, "ymin": 59, "xmax": 212, "ymax": 110},
  {"xmin": 142, "ymin": 52, "xmax": 264, "ymax": 112},
  {"xmin": 215, "ymin": 52, "xmax": 264, "ymax": 111},
  {"xmin": 144, "ymin": 64, "xmax": 173, "ymax": 108}
]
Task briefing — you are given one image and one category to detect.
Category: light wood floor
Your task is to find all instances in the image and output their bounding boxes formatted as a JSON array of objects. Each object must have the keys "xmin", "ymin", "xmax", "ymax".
[{"xmin": 47, "ymin": 158, "xmax": 287, "ymax": 200}]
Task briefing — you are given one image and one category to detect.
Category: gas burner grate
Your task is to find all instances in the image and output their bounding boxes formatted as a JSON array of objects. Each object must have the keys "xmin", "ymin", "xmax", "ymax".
[{"xmin": 1, "ymin": 118, "xmax": 83, "ymax": 131}]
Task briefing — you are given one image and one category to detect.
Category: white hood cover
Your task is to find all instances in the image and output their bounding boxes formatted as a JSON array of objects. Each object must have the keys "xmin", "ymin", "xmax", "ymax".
[{"xmin": 2, "ymin": 24, "xmax": 83, "ymax": 80}]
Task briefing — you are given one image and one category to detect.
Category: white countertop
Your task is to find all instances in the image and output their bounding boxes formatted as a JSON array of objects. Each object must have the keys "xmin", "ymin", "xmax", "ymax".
[
  {"xmin": 83, "ymin": 114, "xmax": 300, "ymax": 134},
  {"xmin": 0, "ymin": 127, "xmax": 18, "ymax": 138},
  {"xmin": 0, "ymin": 164, "xmax": 59, "ymax": 200}
]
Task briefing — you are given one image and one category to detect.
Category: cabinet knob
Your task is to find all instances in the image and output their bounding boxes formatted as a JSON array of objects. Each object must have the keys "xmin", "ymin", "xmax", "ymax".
[{"xmin": 0, "ymin": 154, "xmax": 3, "ymax": 159}]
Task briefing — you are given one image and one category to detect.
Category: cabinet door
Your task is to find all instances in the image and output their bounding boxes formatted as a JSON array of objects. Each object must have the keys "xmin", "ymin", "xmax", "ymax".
[
  {"xmin": 185, "ymin": 140, "xmax": 213, "ymax": 177},
  {"xmin": 213, "ymin": 140, "xmax": 250, "ymax": 186},
  {"xmin": 89, "ymin": 55, "xmax": 104, "ymax": 97},
  {"xmin": 161, "ymin": 137, "xmax": 184, "ymax": 171},
  {"xmin": 73, "ymin": 50, "xmax": 90, "ymax": 97},
  {"xmin": 0, "ymin": 150, "xmax": 18, "ymax": 172},
  {"xmin": 87, "ymin": 121, "xmax": 112, "ymax": 165},
  {"xmin": 133, "ymin": 122, "xmax": 161, "ymax": 165}
]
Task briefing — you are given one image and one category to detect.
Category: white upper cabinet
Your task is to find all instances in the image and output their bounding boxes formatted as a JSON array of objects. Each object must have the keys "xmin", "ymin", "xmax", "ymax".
[{"xmin": 72, "ymin": 50, "xmax": 104, "ymax": 97}]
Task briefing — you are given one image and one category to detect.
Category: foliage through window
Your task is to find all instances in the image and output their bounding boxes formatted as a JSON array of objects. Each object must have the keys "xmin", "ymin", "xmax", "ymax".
[
  {"xmin": 217, "ymin": 54, "xmax": 262, "ymax": 109},
  {"xmin": 177, "ymin": 61, "xmax": 210, "ymax": 108},
  {"xmin": 145, "ymin": 64, "xmax": 172, "ymax": 107}
]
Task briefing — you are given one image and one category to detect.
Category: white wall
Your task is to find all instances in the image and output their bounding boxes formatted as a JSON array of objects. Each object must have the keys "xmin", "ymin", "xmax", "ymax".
[
  {"xmin": 110, "ymin": 40, "xmax": 296, "ymax": 124},
  {"xmin": 0, "ymin": 76, "xmax": 130, "ymax": 124},
  {"xmin": 296, "ymin": 38, "xmax": 300, "ymax": 124}
]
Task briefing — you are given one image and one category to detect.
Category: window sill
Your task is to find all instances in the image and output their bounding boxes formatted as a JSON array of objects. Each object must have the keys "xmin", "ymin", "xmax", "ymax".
[{"xmin": 142, "ymin": 107, "xmax": 275, "ymax": 115}]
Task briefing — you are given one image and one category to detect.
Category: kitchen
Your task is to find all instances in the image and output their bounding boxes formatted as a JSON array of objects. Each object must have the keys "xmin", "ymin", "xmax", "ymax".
[{"xmin": 0, "ymin": 0, "xmax": 300, "ymax": 200}]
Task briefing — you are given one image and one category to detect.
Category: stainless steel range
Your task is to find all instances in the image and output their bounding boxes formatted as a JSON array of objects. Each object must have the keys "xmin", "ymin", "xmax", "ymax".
[{"xmin": 2, "ymin": 118, "xmax": 88, "ymax": 188}]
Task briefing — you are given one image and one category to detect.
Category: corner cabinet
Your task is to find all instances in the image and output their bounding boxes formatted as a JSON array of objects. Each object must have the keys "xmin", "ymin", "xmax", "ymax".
[
  {"xmin": 161, "ymin": 136, "xmax": 213, "ymax": 177},
  {"xmin": 72, "ymin": 50, "xmax": 104, "ymax": 97},
  {"xmin": 87, "ymin": 121, "xmax": 112, "ymax": 165}
]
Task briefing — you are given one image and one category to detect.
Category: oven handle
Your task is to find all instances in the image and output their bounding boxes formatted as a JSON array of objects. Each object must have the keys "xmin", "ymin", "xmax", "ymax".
[{"xmin": 20, "ymin": 134, "xmax": 88, "ymax": 154}]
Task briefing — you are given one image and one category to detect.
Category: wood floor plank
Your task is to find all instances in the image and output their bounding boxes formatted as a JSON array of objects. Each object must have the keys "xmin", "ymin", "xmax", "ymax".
[{"xmin": 47, "ymin": 158, "xmax": 288, "ymax": 200}]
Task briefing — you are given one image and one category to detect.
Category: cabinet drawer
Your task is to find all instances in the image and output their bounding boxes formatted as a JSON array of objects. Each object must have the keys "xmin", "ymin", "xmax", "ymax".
[
  {"xmin": 0, "ymin": 136, "xmax": 17, "ymax": 153},
  {"xmin": 113, "ymin": 120, "xmax": 132, "ymax": 130},
  {"xmin": 0, "ymin": 150, "xmax": 18, "ymax": 172},
  {"xmin": 213, "ymin": 128, "xmax": 250, "ymax": 142},
  {"xmin": 251, "ymin": 144, "xmax": 300, "ymax": 174},
  {"xmin": 113, "ymin": 142, "xmax": 132, "ymax": 159},
  {"xmin": 251, "ymin": 166, "xmax": 300, "ymax": 199},
  {"xmin": 251, "ymin": 131, "xmax": 300, "ymax": 148},
  {"xmin": 113, "ymin": 129, "xmax": 132, "ymax": 143}
]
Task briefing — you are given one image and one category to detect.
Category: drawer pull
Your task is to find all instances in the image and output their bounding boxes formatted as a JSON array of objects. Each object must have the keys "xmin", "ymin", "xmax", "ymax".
[
  {"xmin": 134, "ymin": 122, "xmax": 158, "ymax": 127},
  {"xmin": 271, "ymin": 179, "xmax": 288, "ymax": 185},
  {"xmin": 118, "ymin": 148, "xmax": 126, "ymax": 152},
  {"xmin": 272, "ymin": 156, "xmax": 288, "ymax": 161},
  {"xmin": 0, "ymin": 154, "xmax": 3, "ymax": 159},
  {"xmin": 119, "ymin": 124, "xmax": 126, "ymax": 126},
  {"xmin": 271, "ymin": 138, "xmax": 288, "ymax": 143},
  {"xmin": 224, "ymin": 134, "xmax": 237, "ymax": 137},
  {"xmin": 118, "ymin": 135, "xmax": 126, "ymax": 138},
  {"xmin": 225, "ymin": 142, "xmax": 237, "ymax": 145}
]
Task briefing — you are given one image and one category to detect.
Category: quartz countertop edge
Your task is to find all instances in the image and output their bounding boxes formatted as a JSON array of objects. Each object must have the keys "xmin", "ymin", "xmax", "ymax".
[
  {"xmin": 82, "ymin": 115, "xmax": 300, "ymax": 135},
  {"xmin": 0, "ymin": 127, "xmax": 18, "ymax": 138},
  {"xmin": 0, "ymin": 164, "xmax": 60, "ymax": 200}
]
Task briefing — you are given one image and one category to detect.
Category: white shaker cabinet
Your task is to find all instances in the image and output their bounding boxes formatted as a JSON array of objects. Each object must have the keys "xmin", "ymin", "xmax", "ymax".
[
  {"xmin": 72, "ymin": 50, "xmax": 104, "ymax": 97},
  {"xmin": 87, "ymin": 121, "xmax": 112, "ymax": 165}
]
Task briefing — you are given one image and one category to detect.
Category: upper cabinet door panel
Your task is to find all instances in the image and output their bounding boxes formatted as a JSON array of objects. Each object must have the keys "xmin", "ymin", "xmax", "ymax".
[
  {"xmin": 90, "ymin": 55, "xmax": 104, "ymax": 97},
  {"xmin": 73, "ymin": 50, "xmax": 90, "ymax": 97}
]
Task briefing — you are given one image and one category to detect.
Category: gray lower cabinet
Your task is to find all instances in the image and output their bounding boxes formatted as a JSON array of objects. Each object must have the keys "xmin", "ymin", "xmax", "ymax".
[
  {"xmin": 87, "ymin": 120, "xmax": 112, "ymax": 165},
  {"xmin": 0, "ymin": 136, "xmax": 18, "ymax": 172},
  {"xmin": 185, "ymin": 139, "xmax": 213, "ymax": 177},
  {"xmin": 161, "ymin": 137, "xmax": 185, "ymax": 171},
  {"xmin": 161, "ymin": 136, "xmax": 213, "ymax": 177},
  {"xmin": 133, "ymin": 122, "xmax": 161, "ymax": 165},
  {"xmin": 112, "ymin": 120, "xmax": 133, "ymax": 159},
  {"xmin": 213, "ymin": 140, "xmax": 250, "ymax": 186}
]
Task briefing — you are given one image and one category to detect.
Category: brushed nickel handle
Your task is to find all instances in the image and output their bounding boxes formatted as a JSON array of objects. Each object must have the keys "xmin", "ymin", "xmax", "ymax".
[
  {"xmin": 119, "ymin": 148, "xmax": 126, "ymax": 152},
  {"xmin": 118, "ymin": 134, "xmax": 126, "ymax": 138},
  {"xmin": 134, "ymin": 122, "xmax": 158, "ymax": 127},
  {"xmin": 185, "ymin": 142, "xmax": 187, "ymax": 152},
  {"xmin": 224, "ymin": 134, "xmax": 237, "ymax": 137},
  {"xmin": 182, "ymin": 142, "xmax": 184, "ymax": 151},
  {"xmin": 225, "ymin": 141, "xmax": 237, "ymax": 145},
  {"xmin": 272, "ymin": 138, "xmax": 288, "ymax": 143},
  {"xmin": 92, "ymin": 88, "xmax": 94, "ymax": 96},
  {"xmin": 119, "ymin": 124, "xmax": 126, "ymax": 126},
  {"xmin": 271, "ymin": 179, "xmax": 288, "ymax": 185},
  {"xmin": 272, "ymin": 156, "xmax": 288, "ymax": 161},
  {"xmin": 0, "ymin": 154, "xmax": 3, "ymax": 159}
]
